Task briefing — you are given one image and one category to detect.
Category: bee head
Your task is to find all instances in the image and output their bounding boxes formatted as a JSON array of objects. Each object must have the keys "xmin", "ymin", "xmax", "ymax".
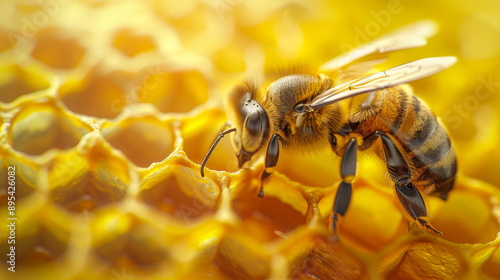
[
  {"xmin": 228, "ymin": 84, "xmax": 270, "ymax": 167},
  {"xmin": 200, "ymin": 83, "xmax": 270, "ymax": 177}
]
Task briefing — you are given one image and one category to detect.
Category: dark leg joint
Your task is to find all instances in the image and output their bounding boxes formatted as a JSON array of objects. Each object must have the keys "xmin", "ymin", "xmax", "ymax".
[
  {"xmin": 417, "ymin": 218, "xmax": 442, "ymax": 235},
  {"xmin": 395, "ymin": 182, "xmax": 427, "ymax": 219},
  {"xmin": 395, "ymin": 182, "xmax": 441, "ymax": 236},
  {"xmin": 341, "ymin": 139, "xmax": 357, "ymax": 181},
  {"xmin": 333, "ymin": 181, "xmax": 352, "ymax": 217},
  {"xmin": 258, "ymin": 172, "xmax": 271, "ymax": 197},
  {"xmin": 330, "ymin": 182, "xmax": 353, "ymax": 242},
  {"xmin": 330, "ymin": 138, "xmax": 358, "ymax": 241},
  {"xmin": 258, "ymin": 134, "xmax": 280, "ymax": 198},
  {"xmin": 374, "ymin": 131, "xmax": 411, "ymax": 185},
  {"xmin": 375, "ymin": 131, "xmax": 441, "ymax": 236}
]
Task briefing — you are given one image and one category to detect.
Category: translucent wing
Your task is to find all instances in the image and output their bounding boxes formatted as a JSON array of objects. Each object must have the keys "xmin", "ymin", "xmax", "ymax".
[
  {"xmin": 299, "ymin": 57, "xmax": 457, "ymax": 112},
  {"xmin": 320, "ymin": 20, "xmax": 438, "ymax": 73}
]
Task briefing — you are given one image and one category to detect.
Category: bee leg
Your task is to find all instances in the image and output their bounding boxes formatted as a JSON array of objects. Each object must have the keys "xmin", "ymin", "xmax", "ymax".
[
  {"xmin": 258, "ymin": 133, "xmax": 280, "ymax": 198},
  {"xmin": 395, "ymin": 183, "xmax": 441, "ymax": 235},
  {"xmin": 331, "ymin": 138, "xmax": 357, "ymax": 242},
  {"xmin": 374, "ymin": 131, "xmax": 442, "ymax": 236}
]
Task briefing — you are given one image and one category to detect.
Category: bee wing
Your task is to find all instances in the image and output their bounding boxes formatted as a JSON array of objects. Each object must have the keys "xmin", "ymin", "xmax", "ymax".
[
  {"xmin": 307, "ymin": 57, "xmax": 457, "ymax": 111},
  {"xmin": 320, "ymin": 20, "xmax": 438, "ymax": 73}
]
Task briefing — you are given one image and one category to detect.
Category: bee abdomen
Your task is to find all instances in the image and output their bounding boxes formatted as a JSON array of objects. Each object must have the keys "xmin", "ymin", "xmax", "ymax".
[
  {"xmin": 352, "ymin": 88, "xmax": 457, "ymax": 197},
  {"xmin": 408, "ymin": 125, "xmax": 457, "ymax": 196},
  {"xmin": 387, "ymin": 92, "xmax": 457, "ymax": 197},
  {"xmin": 394, "ymin": 95, "xmax": 438, "ymax": 151}
]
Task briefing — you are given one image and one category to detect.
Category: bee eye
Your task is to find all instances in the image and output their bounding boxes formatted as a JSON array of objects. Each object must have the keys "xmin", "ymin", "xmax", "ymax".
[
  {"xmin": 246, "ymin": 110, "xmax": 261, "ymax": 133},
  {"xmin": 239, "ymin": 99, "xmax": 269, "ymax": 154}
]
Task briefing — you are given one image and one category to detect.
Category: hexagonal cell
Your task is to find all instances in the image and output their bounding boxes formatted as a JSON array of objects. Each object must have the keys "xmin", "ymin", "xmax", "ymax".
[
  {"xmin": 0, "ymin": 206, "xmax": 72, "ymax": 266},
  {"xmin": 138, "ymin": 69, "xmax": 209, "ymax": 113},
  {"xmin": 0, "ymin": 64, "xmax": 51, "ymax": 103},
  {"xmin": 214, "ymin": 233, "xmax": 270, "ymax": 280},
  {"xmin": 15, "ymin": 228, "xmax": 68, "ymax": 266},
  {"xmin": 112, "ymin": 28, "xmax": 157, "ymax": 57},
  {"xmin": 138, "ymin": 165, "xmax": 220, "ymax": 223},
  {"xmin": 49, "ymin": 168, "xmax": 127, "ymax": 213},
  {"xmin": 8, "ymin": 102, "xmax": 91, "ymax": 156},
  {"xmin": 231, "ymin": 174, "xmax": 307, "ymax": 242},
  {"xmin": 290, "ymin": 240, "xmax": 364, "ymax": 280},
  {"xmin": 31, "ymin": 28, "xmax": 86, "ymax": 69},
  {"xmin": 385, "ymin": 242, "xmax": 464, "ymax": 280},
  {"xmin": 0, "ymin": 156, "xmax": 39, "ymax": 202},
  {"xmin": 181, "ymin": 108, "xmax": 238, "ymax": 174},
  {"xmin": 180, "ymin": 222, "xmax": 236, "ymax": 279},
  {"xmin": 48, "ymin": 139, "xmax": 129, "ymax": 212},
  {"xmin": 172, "ymin": 220, "xmax": 265, "ymax": 279},
  {"xmin": 58, "ymin": 68, "xmax": 127, "ymax": 119},
  {"xmin": 102, "ymin": 117, "xmax": 175, "ymax": 168},
  {"xmin": 430, "ymin": 178, "xmax": 500, "ymax": 244},
  {"xmin": 91, "ymin": 211, "xmax": 169, "ymax": 266}
]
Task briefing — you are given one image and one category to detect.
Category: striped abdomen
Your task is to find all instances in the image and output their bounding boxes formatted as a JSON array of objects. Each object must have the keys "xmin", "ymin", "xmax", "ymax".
[{"xmin": 352, "ymin": 87, "xmax": 457, "ymax": 199}]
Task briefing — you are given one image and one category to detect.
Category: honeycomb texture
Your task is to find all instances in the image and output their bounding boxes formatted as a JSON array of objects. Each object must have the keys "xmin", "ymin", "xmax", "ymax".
[{"xmin": 1, "ymin": 1, "xmax": 500, "ymax": 279}]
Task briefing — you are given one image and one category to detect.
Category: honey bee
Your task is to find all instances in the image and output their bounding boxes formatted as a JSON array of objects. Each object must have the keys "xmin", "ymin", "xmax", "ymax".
[{"xmin": 200, "ymin": 21, "xmax": 457, "ymax": 239}]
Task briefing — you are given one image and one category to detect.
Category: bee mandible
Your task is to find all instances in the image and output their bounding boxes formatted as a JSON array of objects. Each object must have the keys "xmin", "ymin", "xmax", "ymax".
[{"xmin": 200, "ymin": 21, "xmax": 457, "ymax": 239}]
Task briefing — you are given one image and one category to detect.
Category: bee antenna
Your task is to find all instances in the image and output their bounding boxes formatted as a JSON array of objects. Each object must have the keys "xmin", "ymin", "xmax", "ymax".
[{"xmin": 200, "ymin": 127, "xmax": 237, "ymax": 177}]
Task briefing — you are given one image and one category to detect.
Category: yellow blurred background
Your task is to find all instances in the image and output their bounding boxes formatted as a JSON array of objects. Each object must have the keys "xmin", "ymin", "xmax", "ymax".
[{"xmin": 1, "ymin": 0, "xmax": 500, "ymax": 279}]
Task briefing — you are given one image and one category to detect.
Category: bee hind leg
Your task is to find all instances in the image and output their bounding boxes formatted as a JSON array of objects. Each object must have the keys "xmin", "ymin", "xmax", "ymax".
[
  {"xmin": 395, "ymin": 182, "xmax": 441, "ymax": 235},
  {"xmin": 375, "ymin": 131, "xmax": 441, "ymax": 236},
  {"xmin": 330, "ymin": 138, "xmax": 357, "ymax": 242}
]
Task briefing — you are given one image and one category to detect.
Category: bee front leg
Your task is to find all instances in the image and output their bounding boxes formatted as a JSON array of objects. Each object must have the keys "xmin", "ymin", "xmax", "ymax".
[
  {"xmin": 258, "ymin": 134, "xmax": 280, "ymax": 197},
  {"xmin": 331, "ymin": 138, "xmax": 357, "ymax": 242},
  {"xmin": 374, "ymin": 131, "xmax": 441, "ymax": 236}
]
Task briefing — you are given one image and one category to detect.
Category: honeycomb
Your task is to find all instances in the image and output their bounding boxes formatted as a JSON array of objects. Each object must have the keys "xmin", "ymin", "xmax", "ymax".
[{"xmin": 1, "ymin": 1, "xmax": 500, "ymax": 279}]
